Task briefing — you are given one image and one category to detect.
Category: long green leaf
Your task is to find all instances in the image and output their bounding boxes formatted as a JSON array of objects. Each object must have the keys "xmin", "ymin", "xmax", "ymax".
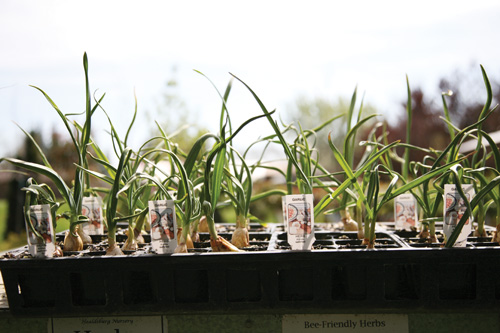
[
  {"xmin": 403, "ymin": 75, "xmax": 412, "ymax": 180},
  {"xmin": 107, "ymin": 148, "xmax": 133, "ymax": 229},
  {"xmin": 231, "ymin": 73, "xmax": 312, "ymax": 194},
  {"xmin": 388, "ymin": 158, "xmax": 465, "ymax": 201},
  {"xmin": 184, "ymin": 133, "xmax": 219, "ymax": 176},
  {"xmin": 1, "ymin": 157, "xmax": 74, "ymax": 210}
]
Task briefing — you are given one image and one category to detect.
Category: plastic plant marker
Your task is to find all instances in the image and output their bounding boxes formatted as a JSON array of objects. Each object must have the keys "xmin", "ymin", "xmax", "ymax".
[
  {"xmin": 149, "ymin": 200, "xmax": 178, "ymax": 254},
  {"xmin": 81, "ymin": 196, "xmax": 105, "ymax": 235},
  {"xmin": 284, "ymin": 194, "xmax": 315, "ymax": 250},
  {"xmin": 25, "ymin": 204, "xmax": 55, "ymax": 258},
  {"xmin": 394, "ymin": 194, "xmax": 418, "ymax": 231},
  {"xmin": 443, "ymin": 184, "xmax": 475, "ymax": 247}
]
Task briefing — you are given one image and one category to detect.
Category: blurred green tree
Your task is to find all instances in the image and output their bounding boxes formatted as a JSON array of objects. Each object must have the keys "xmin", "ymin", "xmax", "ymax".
[
  {"xmin": 147, "ymin": 67, "xmax": 210, "ymax": 155},
  {"xmin": 285, "ymin": 93, "xmax": 378, "ymax": 172},
  {"xmin": 385, "ymin": 65, "xmax": 500, "ymax": 171}
]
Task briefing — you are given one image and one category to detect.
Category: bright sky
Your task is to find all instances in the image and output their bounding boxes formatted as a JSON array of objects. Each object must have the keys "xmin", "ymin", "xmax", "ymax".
[{"xmin": 1, "ymin": 0, "xmax": 500, "ymax": 159}]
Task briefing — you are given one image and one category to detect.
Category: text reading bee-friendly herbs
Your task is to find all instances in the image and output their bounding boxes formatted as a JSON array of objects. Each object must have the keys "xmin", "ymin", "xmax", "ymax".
[{"xmin": 283, "ymin": 314, "xmax": 408, "ymax": 332}]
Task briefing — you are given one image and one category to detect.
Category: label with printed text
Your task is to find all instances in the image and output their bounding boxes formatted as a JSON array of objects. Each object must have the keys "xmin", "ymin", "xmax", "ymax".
[
  {"xmin": 443, "ymin": 184, "xmax": 474, "ymax": 247},
  {"xmin": 282, "ymin": 314, "xmax": 408, "ymax": 332},
  {"xmin": 25, "ymin": 204, "xmax": 55, "ymax": 258},
  {"xmin": 82, "ymin": 196, "xmax": 105, "ymax": 235},
  {"xmin": 149, "ymin": 200, "xmax": 177, "ymax": 254},
  {"xmin": 394, "ymin": 194, "xmax": 418, "ymax": 230},
  {"xmin": 50, "ymin": 316, "xmax": 167, "ymax": 333},
  {"xmin": 283, "ymin": 194, "xmax": 315, "ymax": 250}
]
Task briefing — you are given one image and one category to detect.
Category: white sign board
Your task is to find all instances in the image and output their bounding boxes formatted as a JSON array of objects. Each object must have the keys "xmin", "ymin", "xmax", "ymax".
[
  {"xmin": 50, "ymin": 316, "xmax": 167, "ymax": 333},
  {"xmin": 282, "ymin": 314, "xmax": 408, "ymax": 333}
]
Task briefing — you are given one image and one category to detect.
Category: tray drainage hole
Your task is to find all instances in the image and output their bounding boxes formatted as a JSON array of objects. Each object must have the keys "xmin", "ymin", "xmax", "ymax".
[
  {"xmin": 174, "ymin": 269, "xmax": 209, "ymax": 303},
  {"xmin": 70, "ymin": 272, "xmax": 106, "ymax": 306},
  {"xmin": 18, "ymin": 273, "xmax": 57, "ymax": 307},
  {"xmin": 123, "ymin": 271, "xmax": 156, "ymax": 305},
  {"xmin": 278, "ymin": 268, "xmax": 314, "ymax": 301},
  {"xmin": 384, "ymin": 264, "xmax": 420, "ymax": 300},
  {"xmin": 438, "ymin": 263, "xmax": 476, "ymax": 300},
  {"xmin": 226, "ymin": 269, "xmax": 261, "ymax": 302},
  {"xmin": 332, "ymin": 266, "xmax": 367, "ymax": 300}
]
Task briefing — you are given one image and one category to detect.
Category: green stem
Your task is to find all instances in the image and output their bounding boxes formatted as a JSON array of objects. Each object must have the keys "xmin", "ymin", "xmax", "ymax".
[
  {"xmin": 477, "ymin": 202, "xmax": 485, "ymax": 236},
  {"xmin": 369, "ymin": 216, "xmax": 376, "ymax": 246},
  {"xmin": 180, "ymin": 223, "xmax": 190, "ymax": 245},
  {"xmin": 355, "ymin": 203, "xmax": 363, "ymax": 231},
  {"xmin": 69, "ymin": 214, "xmax": 79, "ymax": 236},
  {"xmin": 403, "ymin": 75, "xmax": 412, "ymax": 180},
  {"xmin": 206, "ymin": 214, "xmax": 218, "ymax": 240},
  {"xmin": 127, "ymin": 223, "xmax": 135, "ymax": 243},
  {"xmin": 430, "ymin": 221, "xmax": 436, "ymax": 241},
  {"xmin": 108, "ymin": 226, "xmax": 117, "ymax": 248},
  {"xmin": 134, "ymin": 210, "xmax": 147, "ymax": 236},
  {"xmin": 364, "ymin": 213, "xmax": 370, "ymax": 241},
  {"xmin": 236, "ymin": 214, "xmax": 247, "ymax": 229}
]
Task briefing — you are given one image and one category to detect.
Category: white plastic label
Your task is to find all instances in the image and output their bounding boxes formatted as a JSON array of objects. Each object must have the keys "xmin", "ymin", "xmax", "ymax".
[
  {"xmin": 82, "ymin": 196, "xmax": 105, "ymax": 235},
  {"xmin": 283, "ymin": 194, "xmax": 315, "ymax": 250},
  {"xmin": 443, "ymin": 184, "xmax": 474, "ymax": 247},
  {"xmin": 149, "ymin": 200, "xmax": 177, "ymax": 254},
  {"xmin": 25, "ymin": 204, "xmax": 55, "ymax": 258},
  {"xmin": 394, "ymin": 194, "xmax": 418, "ymax": 230}
]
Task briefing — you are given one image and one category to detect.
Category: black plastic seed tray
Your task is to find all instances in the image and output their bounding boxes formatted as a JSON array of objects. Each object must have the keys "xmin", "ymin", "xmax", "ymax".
[{"xmin": 2, "ymin": 240, "xmax": 500, "ymax": 317}]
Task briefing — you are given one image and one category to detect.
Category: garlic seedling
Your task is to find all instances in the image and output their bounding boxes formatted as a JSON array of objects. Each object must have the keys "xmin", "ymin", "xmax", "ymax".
[
  {"xmin": 131, "ymin": 148, "xmax": 195, "ymax": 254},
  {"xmin": 221, "ymin": 146, "xmax": 253, "ymax": 248},
  {"xmin": 105, "ymin": 148, "xmax": 133, "ymax": 256},
  {"xmin": 1, "ymin": 53, "xmax": 96, "ymax": 251},
  {"xmin": 329, "ymin": 134, "xmax": 461, "ymax": 248},
  {"xmin": 22, "ymin": 178, "xmax": 64, "ymax": 257},
  {"xmin": 194, "ymin": 71, "xmax": 270, "ymax": 252}
]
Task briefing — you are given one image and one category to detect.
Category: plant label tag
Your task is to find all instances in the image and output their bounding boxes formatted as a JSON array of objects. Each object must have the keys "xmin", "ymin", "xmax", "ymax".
[
  {"xmin": 25, "ymin": 204, "xmax": 55, "ymax": 258},
  {"xmin": 284, "ymin": 194, "xmax": 315, "ymax": 250},
  {"xmin": 149, "ymin": 200, "xmax": 177, "ymax": 254},
  {"xmin": 443, "ymin": 184, "xmax": 475, "ymax": 247},
  {"xmin": 394, "ymin": 194, "xmax": 418, "ymax": 230},
  {"xmin": 81, "ymin": 196, "xmax": 105, "ymax": 235}
]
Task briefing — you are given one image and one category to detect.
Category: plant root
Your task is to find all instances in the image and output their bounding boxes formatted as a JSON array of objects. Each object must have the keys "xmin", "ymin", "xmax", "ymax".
[
  {"xmin": 365, "ymin": 238, "xmax": 375, "ymax": 249},
  {"xmin": 211, "ymin": 236, "xmax": 243, "ymax": 252},
  {"xmin": 231, "ymin": 226, "xmax": 250, "ymax": 248},
  {"xmin": 186, "ymin": 233, "xmax": 194, "ymax": 248},
  {"xmin": 133, "ymin": 228, "xmax": 145, "ymax": 243},
  {"xmin": 190, "ymin": 230, "xmax": 200, "ymax": 242},
  {"xmin": 492, "ymin": 228, "xmax": 500, "ymax": 243},
  {"xmin": 174, "ymin": 243, "xmax": 188, "ymax": 253},
  {"xmin": 63, "ymin": 231, "xmax": 83, "ymax": 251},
  {"xmin": 177, "ymin": 228, "xmax": 194, "ymax": 249},
  {"xmin": 122, "ymin": 237, "xmax": 138, "ymax": 251},
  {"xmin": 473, "ymin": 225, "xmax": 487, "ymax": 237},
  {"xmin": 77, "ymin": 226, "xmax": 92, "ymax": 245},
  {"xmin": 198, "ymin": 216, "xmax": 209, "ymax": 232},
  {"xmin": 106, "ymin": 243, "xmax": 124, "ymax": 256},
  {"xmin": 418, "ymin": 229, "xmax": 430, "ymax": 239},
  {"xmin": 357, "ymin": 226, "xmax": 365, "ymax": 240},
  {"xmin": 343, "ymin": 216, "xmax": 358, "ymax": 231},
  {"xmin": 53, "ymin": 245, "xmax": 64, "ymax": 257}
]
